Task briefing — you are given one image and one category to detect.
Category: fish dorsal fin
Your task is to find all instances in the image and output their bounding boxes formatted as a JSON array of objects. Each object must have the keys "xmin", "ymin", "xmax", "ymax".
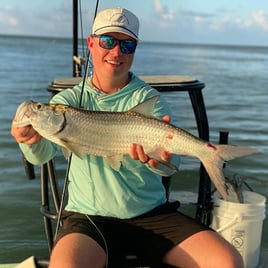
[{"xmin": 129, "ymin": 96, "xmax": 159, "ymax": 116}]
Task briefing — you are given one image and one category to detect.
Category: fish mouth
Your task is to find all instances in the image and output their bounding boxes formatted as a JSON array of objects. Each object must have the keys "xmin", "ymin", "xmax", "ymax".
[{"xmin": 12, "ymin": 101, "xmax": 33, "ymax": 127}]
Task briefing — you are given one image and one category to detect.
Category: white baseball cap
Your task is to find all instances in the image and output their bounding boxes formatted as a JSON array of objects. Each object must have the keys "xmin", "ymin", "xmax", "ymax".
[{"xmin": 92, "ymin": 7, "xmax": 139, "ymax": 41}]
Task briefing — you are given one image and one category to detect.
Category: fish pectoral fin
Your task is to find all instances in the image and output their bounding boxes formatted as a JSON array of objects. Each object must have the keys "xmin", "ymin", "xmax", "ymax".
[
  {"xmin": 105, "ymin": 155, "xmax": 123, "ymax": 171},
  {"xmin": 147, "ymin": 149, "xmax": 179, "ymax": 175},
  {"xmin": 60, "ymin": 140, "xmax": 84, "ymax": 159},
  {"xmin": 156, "ymin": 160, "xmax": 179, "ymax": 176},
  {"xmin": 61, "ymin": 147, "xmax": 72, "ymax": 159}
]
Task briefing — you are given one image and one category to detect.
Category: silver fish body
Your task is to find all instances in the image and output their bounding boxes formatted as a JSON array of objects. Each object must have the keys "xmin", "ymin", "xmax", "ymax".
[{"xmin": 13, "ymin": 97, "xmax": 258, "ymax": 201}]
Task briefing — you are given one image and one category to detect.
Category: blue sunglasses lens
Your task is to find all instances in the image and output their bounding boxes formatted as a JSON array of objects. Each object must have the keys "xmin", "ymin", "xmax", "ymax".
[
  {"xmin": 119, "ymin": 40, "xmax": 137, "ymax": 54},
  {"xmin": 99, "ymin": 35, "xmax": 115, "ymax": 49},
  {"xmin": 96, "ymin": 35, "xmax": 137, "ymax": 54}
]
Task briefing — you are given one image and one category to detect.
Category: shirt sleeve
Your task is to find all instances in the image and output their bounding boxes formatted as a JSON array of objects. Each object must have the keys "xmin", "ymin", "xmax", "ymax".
[{"xmin": 19, "ymin": 138, "xmax": 58, "ymax": 165}]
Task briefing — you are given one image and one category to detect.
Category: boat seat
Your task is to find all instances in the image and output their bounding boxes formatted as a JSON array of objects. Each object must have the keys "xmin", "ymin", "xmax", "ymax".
[{"xmin": 23, "ymin": 75, "xmax": 211, "ymax": 268}]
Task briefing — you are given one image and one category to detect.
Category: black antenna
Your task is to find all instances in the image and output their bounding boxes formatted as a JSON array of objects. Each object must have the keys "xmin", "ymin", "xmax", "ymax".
[{"xmin": 73, "ymin": 0, "xmax": 80, "ymax": 77}]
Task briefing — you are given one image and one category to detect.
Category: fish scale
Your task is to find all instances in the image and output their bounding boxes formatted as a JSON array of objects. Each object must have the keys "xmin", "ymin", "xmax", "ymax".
[{"xmin": 66, "ymin": 111, "xmax": 167, "ymax": 156}]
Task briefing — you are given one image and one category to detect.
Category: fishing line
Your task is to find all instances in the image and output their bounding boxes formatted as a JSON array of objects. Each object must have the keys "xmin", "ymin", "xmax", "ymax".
[
  {"xmin": 53, "ymin": 44, "xmax": 92, "ymax": 240},
  {"xmin": 85, "ymin": 214, "xmax": 109, "ymax": 263},
  {"xmin": 53, "ymin": 154, "xmax": 72, "ymax": 241},
  {"xmin": 53, "ymin": 1, "xmax": 109, "ymax": 267},
  {"xmin": 54, "ymin": 0, "xmax": 98, "ymax": 231}
]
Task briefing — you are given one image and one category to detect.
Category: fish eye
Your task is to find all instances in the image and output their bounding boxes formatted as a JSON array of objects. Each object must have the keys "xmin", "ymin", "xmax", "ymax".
[{"xmin": 35, "ymin": 103, "xmax": 44, "ymax": 110}]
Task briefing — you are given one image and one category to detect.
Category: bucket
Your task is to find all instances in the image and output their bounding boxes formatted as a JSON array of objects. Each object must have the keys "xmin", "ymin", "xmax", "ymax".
[{"xmin": 210, "ymin": 191, "xmax": 266, "ymax": 268}]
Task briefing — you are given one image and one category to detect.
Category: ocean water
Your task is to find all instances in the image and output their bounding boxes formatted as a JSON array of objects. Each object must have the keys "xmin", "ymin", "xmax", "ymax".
[{"xmin": 0, "ymin": 35, "xmax": 267, "ymax": 263}]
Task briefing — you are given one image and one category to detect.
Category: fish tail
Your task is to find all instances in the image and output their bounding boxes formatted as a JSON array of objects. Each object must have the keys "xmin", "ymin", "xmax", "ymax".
[{"xmin": 200, "ymin": 144, "xmax": 258, "ymax": 200}]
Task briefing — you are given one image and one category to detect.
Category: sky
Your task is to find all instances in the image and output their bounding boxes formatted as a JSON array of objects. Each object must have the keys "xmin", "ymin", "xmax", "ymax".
[{"xmin": 1, "ymin": 0, "xmax": 268, "ymax": 46}]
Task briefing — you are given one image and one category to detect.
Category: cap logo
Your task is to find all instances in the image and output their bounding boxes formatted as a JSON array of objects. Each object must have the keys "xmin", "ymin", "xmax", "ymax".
[{"xmin": 111, "ymin": 14, "xmax": 129, "ymax": 26}]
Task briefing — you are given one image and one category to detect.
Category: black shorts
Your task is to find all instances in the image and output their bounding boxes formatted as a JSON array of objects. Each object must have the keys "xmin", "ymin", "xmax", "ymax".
[{"xmin": 55, "ymin": 202, "xmax": 208, "ymax": 267}]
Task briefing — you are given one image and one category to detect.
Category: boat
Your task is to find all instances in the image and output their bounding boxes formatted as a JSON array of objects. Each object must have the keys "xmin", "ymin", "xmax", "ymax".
[{"xmin": 2, "ymin": 1, "xmax": 267, "ymax": 267}]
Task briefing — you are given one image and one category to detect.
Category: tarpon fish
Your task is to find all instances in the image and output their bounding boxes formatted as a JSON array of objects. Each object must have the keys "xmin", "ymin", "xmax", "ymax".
[{"xmin": 13, "ymin": 96, "xmax": 258, "ymax": 201}]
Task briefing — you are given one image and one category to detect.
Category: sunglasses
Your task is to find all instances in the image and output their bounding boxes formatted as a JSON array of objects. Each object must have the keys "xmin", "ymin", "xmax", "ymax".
[{"xmin": 92, "ymin": 34, "xmax": 137, "ymax": 54}]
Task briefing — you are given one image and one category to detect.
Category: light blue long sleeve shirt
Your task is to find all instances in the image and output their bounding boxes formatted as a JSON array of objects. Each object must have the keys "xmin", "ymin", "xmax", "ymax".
[{"xmin": 20, "ymin": 73, "xmax": 180, "ymax": 219}]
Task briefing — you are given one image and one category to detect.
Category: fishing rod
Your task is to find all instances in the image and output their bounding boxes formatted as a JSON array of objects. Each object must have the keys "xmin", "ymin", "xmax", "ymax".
[{"xmin": 54, "ymin": 0, "xmax": 100, "ymax": 240}]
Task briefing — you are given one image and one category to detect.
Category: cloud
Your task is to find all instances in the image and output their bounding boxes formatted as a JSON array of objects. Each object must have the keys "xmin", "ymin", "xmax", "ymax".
[
  {"xmin": 2, "ymin": 5, "xmax": 14, "ymax": 12},
  {"xmin": 1, "ymin": 1, "xmax": 268, "ymax": 46},
  {"xmin": 252, "ymin": 10, "xmax": 268, "ymax": 30},
  {"xmin": 0, "ymin": 12, "xmax": 15, "ymax": 26},
  {"xmin": 7, "ymin": 16, "xmax": 18, "ymax": 26},
  {"xmin": 0, "ymin": 2, "xmax": 73, "ymax": 37},
  {"xmin": 153, "ymin": 0, "xmax": 174, "ymax": 21},
  {"xmin": 190, "ymin": 8, "xmax": 268, "ymax": 33},
  {"xmin": 0, "ymin": 6, "xmax": 19, "ymax": 33},
  {"xmin": 209, "ymin": 15, "xmax": 232, "ymax": 31}
]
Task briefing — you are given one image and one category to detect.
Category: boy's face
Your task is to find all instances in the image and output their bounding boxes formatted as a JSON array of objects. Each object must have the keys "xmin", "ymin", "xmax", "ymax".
[{"xmin": 88, "ymin": 32, "xmax": 135, "ymax": 81}]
